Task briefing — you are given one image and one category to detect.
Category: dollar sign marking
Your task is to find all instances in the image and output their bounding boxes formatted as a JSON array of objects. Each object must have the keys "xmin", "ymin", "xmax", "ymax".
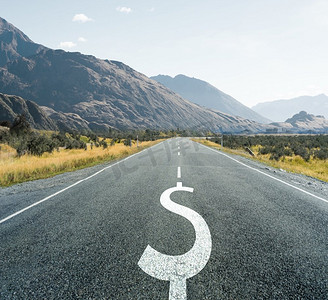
[{"xmin": 138, "ymin": 182, "xmax": 212, "ymax": 300}]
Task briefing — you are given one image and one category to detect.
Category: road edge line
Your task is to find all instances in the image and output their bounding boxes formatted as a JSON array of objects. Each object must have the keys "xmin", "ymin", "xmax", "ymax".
[
  {"xmin": 0, "ymin": 141, "xmax": 164, "ymax": 224},
  {"xmin": 196, "ymin": 141, "xmax": 328, "ymax": 204}
]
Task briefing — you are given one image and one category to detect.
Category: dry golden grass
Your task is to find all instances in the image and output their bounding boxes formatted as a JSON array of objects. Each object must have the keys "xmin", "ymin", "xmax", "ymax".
[
  {"xmin": 0, "ymin": 140, "xmax": 162, "ymax": 187},
  {"xmin": 193, "ymin": 138, "xmax": 328, "ymax": 183}
]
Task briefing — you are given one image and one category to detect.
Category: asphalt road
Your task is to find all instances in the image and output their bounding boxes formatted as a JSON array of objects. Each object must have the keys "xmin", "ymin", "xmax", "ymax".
[{"xmin": 1, "ymin": 138, "xmax": 328, "ymax": 299}]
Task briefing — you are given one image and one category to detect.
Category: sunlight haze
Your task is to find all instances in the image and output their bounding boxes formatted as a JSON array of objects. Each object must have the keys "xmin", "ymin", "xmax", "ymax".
[{"xmin": 1, "ymin": 0, "xmax": 327, "ymax": 107}]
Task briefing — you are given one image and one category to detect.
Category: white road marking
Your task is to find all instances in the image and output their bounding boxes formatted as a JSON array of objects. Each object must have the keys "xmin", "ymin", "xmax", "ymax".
[
  {"xmin": 138, "ymin": 182, "xmax": 212, "ymax": 300},
  {"xmin": 177, "ymin": 167, "xmax": 181, "ymax": 179},
  {"xmin": 178, "ymin": 152, "xmax": 180, "ymax": 156},
  {"xmin": 178, "ymin": 146, "xmax": 180, "ymax": 150},
  {"xmin": 0, "ymin": 143, "xmax": 163, "ymax": 225},
  {"xmin": 198, "ymin": 142, "xmax": 328, "ymax": 204}
]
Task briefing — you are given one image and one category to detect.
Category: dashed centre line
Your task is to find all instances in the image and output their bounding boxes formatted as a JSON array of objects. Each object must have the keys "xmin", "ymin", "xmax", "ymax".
[
  {"xmin": 178, "ymin": 152, "xmax": 180, "ymax": 156},
  {"xmin": 177, "ymin": 167, "xmax": 181, "ymax": 179}
]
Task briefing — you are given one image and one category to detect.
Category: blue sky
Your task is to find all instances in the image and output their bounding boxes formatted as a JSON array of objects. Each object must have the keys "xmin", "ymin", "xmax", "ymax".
[{"xmin": 1, "ymin": 0, "xmax": 327, "ymax": 107}]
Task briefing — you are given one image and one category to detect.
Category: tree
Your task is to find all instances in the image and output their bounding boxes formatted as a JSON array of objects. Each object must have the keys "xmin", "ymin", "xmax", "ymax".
[{"xmin": 10, "ymin": 114, "xmax": 31, "ymax": 136}]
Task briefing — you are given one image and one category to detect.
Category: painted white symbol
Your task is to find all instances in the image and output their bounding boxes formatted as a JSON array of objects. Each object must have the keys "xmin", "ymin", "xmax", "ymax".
[{"xmin": 138, "ymin": 182, "xmax": 212, "ymax": 300}]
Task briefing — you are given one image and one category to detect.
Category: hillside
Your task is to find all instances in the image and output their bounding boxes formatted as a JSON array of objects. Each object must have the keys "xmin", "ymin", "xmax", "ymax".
[
  {"xmin": 0, "ymin": 93, "xmax": 57, "ymax": 130},
  {"xmin": 252, "ymin": 94, "xmax": 328, "ymax": 122},
  {"xmin": 151, "ymin": 74, "xmax": 271, "ymax": 124},
  {"xmin": 0, "ymin": 17, "xmax": 46, "ymax": 67},
  {"xmin": 0, "ymin": 17, "xmax": 267, "ymax": 133},
  {"xmin": 270, "ymin": 111, "xmax": 328, "ymax": 133}
]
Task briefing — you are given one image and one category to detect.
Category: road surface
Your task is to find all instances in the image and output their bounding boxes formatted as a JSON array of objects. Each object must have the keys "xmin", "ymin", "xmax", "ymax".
[{"xmin": 1, "ymin": 138, "xmax": 327, "ymax": 299}]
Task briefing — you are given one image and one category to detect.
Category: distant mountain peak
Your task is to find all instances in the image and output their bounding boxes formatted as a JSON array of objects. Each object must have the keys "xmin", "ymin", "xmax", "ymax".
[
  {"xmin": 285, "ymin": 110, "xmax": 325, "ymax": 124},
  {"xmin": 252, "ymin": 94, "xmax": 328, "ymax": 122},
  {"xmin": 151, "ymin": 74, "xmax": 271, "ymax": 124}
]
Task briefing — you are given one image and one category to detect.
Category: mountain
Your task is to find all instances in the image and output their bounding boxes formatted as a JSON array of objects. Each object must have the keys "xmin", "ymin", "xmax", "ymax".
[
  {"xmin": 0, "ymin": 50, "xmax": 266, "ymax": 133},
  {"xmin": 285, "ymin": 111, "xmax": 328, "ymax": 132},
  {"xmin": 268, "ymin": 111, "xmax": 328, "ymax": 133},
  {"xmin": 252, "ymin": 94, "xmax": 328, "ymax": 122},
  {"xmin": 0, "ymin": 17, "xmax": 266, "ymax": 133},
  {"xmin": 0, "ymin": 17, "xmax": 46, "ymax": 67},
  {"xmin": 151, "ymin": 74, "xmax": 271, "ymax": 124},
  {"xmin": 0, "ymin": 93, "xmax": 57, "ymax": 130}
]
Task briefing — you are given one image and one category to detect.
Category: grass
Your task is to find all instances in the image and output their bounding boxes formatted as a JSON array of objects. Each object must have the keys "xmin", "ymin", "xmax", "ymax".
[
  {"xmin": 192, "ymin": 138, "xmax": 328, "ymax": 183},
  {"xmin": 0, "ymin": 140, "xmax": 163, "ymax": 187}
]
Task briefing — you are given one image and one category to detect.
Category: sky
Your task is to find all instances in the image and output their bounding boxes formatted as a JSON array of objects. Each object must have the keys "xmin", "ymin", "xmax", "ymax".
[{"xmin": 1, "ymin": 0, "xmax": 327, "ymax": 107}]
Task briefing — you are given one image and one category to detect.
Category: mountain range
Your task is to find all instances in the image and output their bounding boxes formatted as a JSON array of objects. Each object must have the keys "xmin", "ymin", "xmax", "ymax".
[
  {"xmin": 1, "ymin": 16, "xmax": 326, "ymax": 135},
  {"xmin": 0, "ymin": 16, "xmax": 267, "ymax": 134},
  {"xmin": 151, "ymin": 74, "xmax": 271, "ymax": 124},
  {"xmin": 252, "ymin": 94, "xmax": 328, "ymax": 122}
]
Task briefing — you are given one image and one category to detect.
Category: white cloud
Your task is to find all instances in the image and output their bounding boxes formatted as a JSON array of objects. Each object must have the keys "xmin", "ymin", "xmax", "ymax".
[
  {"xmin": 59, "ymin": 41, "xmax": 77, "ymax": 49},
  {"xmin": 116, "ymin": 6, "xmax": 132, "ymax": 14},
  {"xmin": 148, "ymin": 7, "xmax": 155, "ymax": 12},
  {"xmin": 78, "ymin": 37, "xmax": 87, "ymax": 42},
  {"xmin": 72, "ymin": 14, "xmax": 93, "ymax": 23}
]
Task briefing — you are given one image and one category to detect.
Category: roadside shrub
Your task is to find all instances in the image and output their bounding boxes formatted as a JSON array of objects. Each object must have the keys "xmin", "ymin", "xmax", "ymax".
[
  {"xmin": 259, "ymin": 145, "xmax": 273, "ymax": 155},
  {"xmin": 99, "ymin": 139, "xmax": 108, "ymax": 149},
  {"xmin": 0, "ymin": 129, "xmax": 10, "ymax": 143},
  {"xmin": 66, "ymin": 138, "xmax": 86, "ymax": 150},
  {"xmin": 15, "ymin": 133, "xmax": 55, "ymax": 156},
  {"xmin": 124, "ymin": 139, "xmax": 131, "ymax": 146},
  {"xmin": 51, "ymin": 132, "xmax": 69, "ymax": 148},
  {"xmin": 27, "ymin": 133, "xmax": 55, "ymax": 156},
  {"xmin": 10, "ymin": 114, "xmax": 31, "ymax": 136},
  {"xmin": 314, "ymin": 148, "xmax": 328, "ymax": 160},
  {"xmin": 270, "ymin": 153, "xmax": 281, "ymax": 161},
  {"xmin": 214, "ymin": 134, "xmax": 328, "ymax": 162},
  {"xmin": 283, "ymin": 148, "xmax": 293, "ymax": 157},
  {"xmin": 16, "ymin": 137, "xmax": 28, "ymax": 157}
]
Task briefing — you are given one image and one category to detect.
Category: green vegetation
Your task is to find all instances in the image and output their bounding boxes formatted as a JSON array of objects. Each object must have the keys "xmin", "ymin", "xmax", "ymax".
[
  {"xmin": 212, "ymin": 135, "xmax": 328, "ymax": 162},
  {"xmin": 0, "ymin": 115, "xmax": 212, "ymax": 187},
  {"xmin": 0, "ymin": 115, "xmax": 87, "ymax": 156},
  {"xmin": 1, "ymin": 115, "xmax": 212, "ymax": 157},
  {"xmin": 195, "ymin": 135, "xmax": 328, "ymax": 183}
]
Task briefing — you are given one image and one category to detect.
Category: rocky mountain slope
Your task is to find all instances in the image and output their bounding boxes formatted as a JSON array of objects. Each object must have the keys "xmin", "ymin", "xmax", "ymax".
[
  {"xmin": 0, "ymin": 17, "xmax": 267, "ymax": 133},
  {"xmin": 151, "ymin": 74, "xmax": 271, "ymax": 124},
  {"xmin": 252, "ymin": 94, "xmax": 328, "ymax": 122},
  {"xmin": 0, "ymin": 93, "xmax": 57, "ymax": 130},
  {"xmin": 270, "ymin": 111, "xmax": 328, "ymax": 133},
  {"xmin": 0, "ymin": 17, "xmax": 46, "ymax": 67}
]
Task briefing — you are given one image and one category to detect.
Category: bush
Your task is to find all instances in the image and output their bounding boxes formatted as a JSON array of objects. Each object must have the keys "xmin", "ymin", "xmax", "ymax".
[
  {"xmin": 10, "ymin": 114, "xmax": 31, "ymax": 136},
  {"xmin": 214, "ymin": 134, "xmax": 328, "ymax": 162},
  {"xmin": 15, "ymin": 133, "xmax": 55, "ymax": 156},
  {"xmin": 27, "ymin": 133, "xmax": 55, "ymax": 156},
  {"xmin": 259, "ymin": 145, "xmax": 273, "ymax": 155},
  {"xmin": 99, "ymin": 139, "xmax": 108, "ymax": 149},
  {"xmin": 314, "ymin": 148, "xmax": 328, "ymax": 160},
  {"xmin": 124, "ymin": 139, "xmax": 131, "ymax": 146},
  {"xmin": 66, "ymin": 139, "xmax": 86, "ymax": 150}
]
